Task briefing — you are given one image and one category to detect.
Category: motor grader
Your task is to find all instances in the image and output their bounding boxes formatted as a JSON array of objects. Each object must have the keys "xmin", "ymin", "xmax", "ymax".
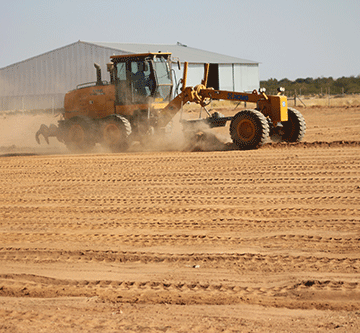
[{"xmin": 35, "ymin": 52, "xmax": 306, "ymax": 152}]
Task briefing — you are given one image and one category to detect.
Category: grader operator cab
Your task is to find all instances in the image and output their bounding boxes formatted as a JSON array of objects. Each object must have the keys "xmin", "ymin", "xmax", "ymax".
[{"xmin": 36, "ymin": 52, "xmax": 306, "ymax": 152}]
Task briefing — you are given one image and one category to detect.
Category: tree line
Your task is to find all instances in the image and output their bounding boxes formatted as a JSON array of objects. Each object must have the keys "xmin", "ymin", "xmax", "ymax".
[{"xmin": 260, "ymin": 75, "xmax": 360, "ymax": 96}]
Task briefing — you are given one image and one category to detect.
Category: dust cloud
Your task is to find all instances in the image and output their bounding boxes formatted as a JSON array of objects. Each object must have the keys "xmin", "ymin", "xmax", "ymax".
[
  {"xmin": 0, "ymin": 112, "xmax": 67, "ymax": 155},
  {"xmin": 0, "ymin": 111, "xmax": 231, "ymax": 156},
  {"xmin": 133, "ymin": 112, "xmax": 231, "ymax": 153}
]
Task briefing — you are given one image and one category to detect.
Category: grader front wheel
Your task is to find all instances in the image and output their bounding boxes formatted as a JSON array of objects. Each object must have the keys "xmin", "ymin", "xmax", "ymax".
[
  {"xmin": 270, "ymin": 108, "xmax": 306, "ymax": 143},
  {"xmin": 281, "ymin": 108, "xmax": 306, "ymax": 142},
  {"xmin": 230, "ymin": 110, "xmax": 269, "ymax": 150}
]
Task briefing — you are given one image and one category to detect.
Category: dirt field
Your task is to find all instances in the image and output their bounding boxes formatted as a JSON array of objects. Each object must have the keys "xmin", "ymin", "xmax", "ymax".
[{"xmin": 1, "ymin": 105, "xmax": 360, "ymax": 332}]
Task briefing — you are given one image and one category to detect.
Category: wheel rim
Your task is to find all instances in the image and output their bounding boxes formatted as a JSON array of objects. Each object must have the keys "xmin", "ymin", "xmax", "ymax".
[
  {"xmin": 68, "ymin": 124, "xmax": 86, "ymax": 145},
  {"xmin": 103, "ymin": 123, "xmax": 122, "ymax": 145},
  {"xmin": 236, "ymin": 119, "xmax": 256, "ymax": 142}
]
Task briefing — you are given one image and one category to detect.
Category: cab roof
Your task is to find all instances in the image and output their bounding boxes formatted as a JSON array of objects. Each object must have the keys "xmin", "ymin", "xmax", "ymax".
[{"xmin": 110, "ymin": 52, "xmax": 172, "ymax": 61}]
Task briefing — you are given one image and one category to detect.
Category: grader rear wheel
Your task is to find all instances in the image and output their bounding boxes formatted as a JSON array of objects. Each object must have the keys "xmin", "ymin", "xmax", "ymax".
[
  {"xmin": 65, "ymin": 117, "xmax": 95, "ymax": 153},
  {"xmin": 101, "ymin": 115, "xmax": 131, "ymax": 152},
  {"xmin": 230, "ymin": 110, "xmax": 269, "ymax": 150}
]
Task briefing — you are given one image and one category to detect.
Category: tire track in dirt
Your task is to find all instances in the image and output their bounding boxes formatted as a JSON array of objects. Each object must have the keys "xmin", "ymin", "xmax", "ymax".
[
  {"xmin": 2, "ymin": 183, "xmax": 360, "ymax": 196},
  {"xmin": 1, "ymin": 218, "xmax": 359, "ymax": 232},
  {"xmin": 1, "ymin": 274, "xmax": 359, "ymax": 310},
  {"xmin": 1, "ymin": 248, "xmax": 359, "ymax": 273},
  {"xmin": 1, "ymin": 232, "xmax": 359, "ymax": 253},
  {"xmin": 2, "ymin": 194, "xmax": 360, "ymax": 207},
  {"xmin": 3, "ymin": 206, "xmax": 359, "ymax": 220},
  {"xmin": 3, "ymin": 175, "xmax": 359, "ymax": 186}
]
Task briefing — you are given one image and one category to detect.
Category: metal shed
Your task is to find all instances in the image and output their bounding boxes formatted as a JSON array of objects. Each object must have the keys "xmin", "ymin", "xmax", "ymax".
[{"xmin": 0, "ymin": 41, "xmax": 259, "ymax": 112}]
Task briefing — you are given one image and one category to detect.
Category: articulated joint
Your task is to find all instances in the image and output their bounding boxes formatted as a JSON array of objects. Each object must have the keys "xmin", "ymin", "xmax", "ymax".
[{"xmin": 193, "ymin": 84, "xmax": 210, "ymax": 107}]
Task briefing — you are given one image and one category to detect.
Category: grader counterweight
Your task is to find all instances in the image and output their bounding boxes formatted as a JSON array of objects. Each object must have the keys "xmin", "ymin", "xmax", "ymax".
[{"xmin": 35, "ymin": 53, "xmax": 306, "ymax": 152}]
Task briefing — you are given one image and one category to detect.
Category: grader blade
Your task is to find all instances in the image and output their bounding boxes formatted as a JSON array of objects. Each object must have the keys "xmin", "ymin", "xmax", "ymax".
[{"xmin": 35, "ymin": 124, "xmax": 60, "ymax": 144}]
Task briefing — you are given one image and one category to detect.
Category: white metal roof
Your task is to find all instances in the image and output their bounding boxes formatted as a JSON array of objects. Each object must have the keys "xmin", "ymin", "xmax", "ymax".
[
  {"xmin": 0, "ymin": 41, "xmax": 258, "ymax": 70},
  {"xmin": 84, "ymin": 41, "xmax": 258, "ymax": 65}
]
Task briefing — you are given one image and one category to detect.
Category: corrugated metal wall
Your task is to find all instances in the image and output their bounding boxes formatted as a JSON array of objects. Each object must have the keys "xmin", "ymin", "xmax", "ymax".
[
  {"xmin": 0, "ymin": 41, "xmax": 259, "ymax": 112},
  {"xmin": 171, "ymin": 64, "xmax": 205, "ymax": 93},
  {"xmin": 219, "ymin": 64, "xmax": 259, "ymax": 92},
  {"xmin": 0, "ymin": 42, "xmax": 127, "ymax": 111},
  {"xmin": 172, "ymin": 63, "xmax": 259, "ymax": 94}
]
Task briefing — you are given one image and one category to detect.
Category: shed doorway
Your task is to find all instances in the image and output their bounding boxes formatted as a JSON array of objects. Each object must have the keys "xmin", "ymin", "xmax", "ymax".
[{"xmin": 207, "ymin": 63, "xmax": 219, "ymax": 90}]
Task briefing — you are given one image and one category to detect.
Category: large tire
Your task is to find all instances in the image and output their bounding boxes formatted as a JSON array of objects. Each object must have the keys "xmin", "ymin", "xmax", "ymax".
[
  {"xmin": 101, "ymin": 115, "xmax": 131, "ymax": 152},
  {"xmin": 65, "ymin": 116, "xmax": 96, "ymax": 153},
  {"xmin": 280, "ymin": 107, "xmax": 306, "ymax": 142},
  {"xmin": 230, "ymin": 110, "xmax": 269, "ymax": 150}
]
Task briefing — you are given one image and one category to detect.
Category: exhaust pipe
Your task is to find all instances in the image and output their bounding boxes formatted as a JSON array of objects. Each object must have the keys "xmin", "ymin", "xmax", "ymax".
[
  {"xmin": 94, "ymin": 63, "xmax": 103, "ymax": 85},
  {"xmin": 107, "ymin": 62, "xmax": 115, "ymax": 84}
]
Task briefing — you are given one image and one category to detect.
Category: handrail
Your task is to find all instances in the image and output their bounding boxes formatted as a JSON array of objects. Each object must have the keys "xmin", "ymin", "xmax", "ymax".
[{"xmin": 76, "ymin": 81, "xmax": 109, "ymax": 89}]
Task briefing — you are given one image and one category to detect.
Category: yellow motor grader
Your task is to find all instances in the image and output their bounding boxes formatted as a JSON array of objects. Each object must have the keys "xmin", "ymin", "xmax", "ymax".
[{"xmin": 35, "ymin": 52, "xmax": 306, "ymax": 152}]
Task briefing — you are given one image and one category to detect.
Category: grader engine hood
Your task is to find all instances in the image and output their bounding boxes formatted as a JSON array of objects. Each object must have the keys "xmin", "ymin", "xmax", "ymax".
[{"xmin": 64, "ymin": 84, "xmax": 116, "ymax": 120}]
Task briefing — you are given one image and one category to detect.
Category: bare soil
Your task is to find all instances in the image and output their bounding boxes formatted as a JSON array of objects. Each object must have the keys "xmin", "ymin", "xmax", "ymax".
[{"xmin": 1, "ymin": 105, "xmax": 360, "ymax": 332}]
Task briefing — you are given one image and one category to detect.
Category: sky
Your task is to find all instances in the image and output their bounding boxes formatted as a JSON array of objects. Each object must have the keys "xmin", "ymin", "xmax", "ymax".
[{"xmin": 0, "ymin": 0, "xmax": 359, "ymax": 81}]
